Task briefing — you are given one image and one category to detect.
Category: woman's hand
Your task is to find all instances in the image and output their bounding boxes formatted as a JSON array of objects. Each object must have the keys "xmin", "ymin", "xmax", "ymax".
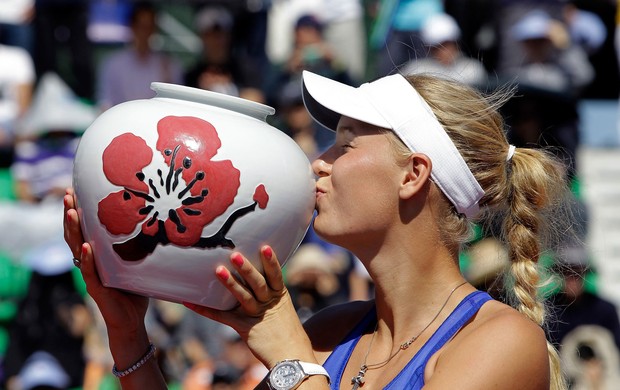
[
  {"xmin": 64, "ymin": 188, "xmax": 167, "ymax": 388},
  {"xmin": 184, "ymin": 247, "xmax": 316, "ymax": 368},
  {"xmin": 63, "ymin": 188, "xmax": 149, "ymax": 334}
]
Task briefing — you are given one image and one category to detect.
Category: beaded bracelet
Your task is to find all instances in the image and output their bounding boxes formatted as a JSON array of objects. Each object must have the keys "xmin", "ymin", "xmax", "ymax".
[{"xmin": 112, "ymin": 343, "xmax": 157, "ymax": 378}]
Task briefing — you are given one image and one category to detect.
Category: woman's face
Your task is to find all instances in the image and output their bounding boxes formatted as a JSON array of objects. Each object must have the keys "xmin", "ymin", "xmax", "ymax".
[{"xmin": 311, "ymin": 116, "xmax": 405, "ymax": 248}]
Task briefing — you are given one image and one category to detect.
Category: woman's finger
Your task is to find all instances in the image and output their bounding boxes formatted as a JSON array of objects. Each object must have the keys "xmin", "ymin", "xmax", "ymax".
[
  {"xmin": 64, "ymin": 192, "xmax": 84, "ymax": 259},
  {"xmin": 261, "ymin": 246, "xmax": 285, "ymax": 292},
  {"xmin": 229, "ymin": 252, "xmax": 272, "ymax": 303},
  {"xmin": 183, "ymin": 301, "xmax": 230, "ymax": 326},
  {"xmin": 214, "ymin": 264, "xmax": 262, "ymax": 314},
  {"xmin": 79, "ymin": 242, "xmax": 106, "ymax": 297},
  {"xmin": 64, "ymin": 188, "xmax": 75, "ymax": 208}
]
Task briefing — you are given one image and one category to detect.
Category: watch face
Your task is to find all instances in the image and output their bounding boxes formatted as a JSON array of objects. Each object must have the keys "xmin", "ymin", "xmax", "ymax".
[{"xmin": 270, "ymin": 361, "xmax": 303, "ymax": 390}]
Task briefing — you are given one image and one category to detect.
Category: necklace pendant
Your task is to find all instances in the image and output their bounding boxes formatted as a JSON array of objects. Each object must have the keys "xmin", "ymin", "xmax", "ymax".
[
  {"xmin": 351, "ymin": 365, "xmax": 367, "ymax": 390},
  {"xmin": 351, "ymin": 375, "xmax": 365, "ymax": 390}
]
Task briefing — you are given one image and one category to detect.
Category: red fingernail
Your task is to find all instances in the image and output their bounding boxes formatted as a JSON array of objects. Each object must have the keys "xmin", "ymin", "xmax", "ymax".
[
  {"xmin": 182, "ymin": 302, "xmax": 196, "ymax": 310},
  {"xmin": 216, "ymin": 266, "xmax": 230, "ymax": 280},
  {"xmin": 82, "ymin": 244, "xmax": 88, "ymax": 256},
  {"xmin": 66, "ymin": 212, "xmax": 72, "ymax": 222},
  {"xmin": 231, "ymin": 253, "xmax": 244, "ymax": 267},
  {"xmin": 262, "ymin": 246, "xmax": 273, "ymax": 260}
]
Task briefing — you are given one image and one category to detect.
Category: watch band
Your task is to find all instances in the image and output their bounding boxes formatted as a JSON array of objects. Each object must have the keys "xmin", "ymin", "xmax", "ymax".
[{"xmin": 297, "ymin": 361, "xmax": 329, "ymax": 379}]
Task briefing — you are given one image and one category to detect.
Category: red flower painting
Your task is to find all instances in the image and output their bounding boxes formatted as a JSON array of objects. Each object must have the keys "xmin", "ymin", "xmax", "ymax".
[{"xmin": 96, "ymin": 115, "xmax": 269, "ymax": 261}]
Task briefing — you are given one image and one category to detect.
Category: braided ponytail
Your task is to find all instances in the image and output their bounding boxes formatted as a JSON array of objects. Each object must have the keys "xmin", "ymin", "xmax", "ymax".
[{"xmin": 504, "ymin": 148, "xmax": 567, "ymax": 390}]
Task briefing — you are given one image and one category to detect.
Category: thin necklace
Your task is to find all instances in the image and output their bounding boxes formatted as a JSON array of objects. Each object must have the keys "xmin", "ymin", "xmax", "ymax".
[{"xmin": 351, "ymin": 281, "xmax": 467, "ymax": 390}]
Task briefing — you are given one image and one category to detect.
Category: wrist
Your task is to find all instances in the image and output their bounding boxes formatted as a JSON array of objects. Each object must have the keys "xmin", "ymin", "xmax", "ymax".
[
  {"xmin": 112, "ymin": 342, "xmax": 156, "ymax": 378},
  {"xmin": 264, "ymin": 344, "xmax": 316, "ymax": 369},
  {"xmin": 107, "ymin": 328, "xmax": 151, "ymax": 370}
]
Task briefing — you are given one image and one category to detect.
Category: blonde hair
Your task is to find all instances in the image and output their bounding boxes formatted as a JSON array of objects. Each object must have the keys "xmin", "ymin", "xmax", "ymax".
[{"xmin": 401, "ymin": 74, "xmax": 568, "ymax": 390}]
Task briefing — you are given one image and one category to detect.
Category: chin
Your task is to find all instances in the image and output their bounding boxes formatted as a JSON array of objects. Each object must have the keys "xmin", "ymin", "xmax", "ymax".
[
  {"xmin": 312, "ymin": 223, "xmax": 348, "ymax": 250},
  {"xmin": 312, "ymin": 217, "xmax": 335, "ymax": 241}
]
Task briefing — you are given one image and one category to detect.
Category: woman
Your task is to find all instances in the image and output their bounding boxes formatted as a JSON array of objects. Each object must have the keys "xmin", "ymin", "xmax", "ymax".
[{"xmin": 64, "ymin": 70, "xmax": 569, "ymax": 389}]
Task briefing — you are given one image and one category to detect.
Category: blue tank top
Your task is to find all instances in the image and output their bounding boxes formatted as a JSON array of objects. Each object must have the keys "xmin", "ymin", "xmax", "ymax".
[{"xmin": 323, "ymin": 290, "xmax": 493, "ymax": 389}]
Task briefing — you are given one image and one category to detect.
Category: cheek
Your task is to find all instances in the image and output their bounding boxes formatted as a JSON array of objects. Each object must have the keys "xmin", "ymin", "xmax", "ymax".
[{"xmin": 331, "ymin": 155, "xmax": 399, "ymax": 215}]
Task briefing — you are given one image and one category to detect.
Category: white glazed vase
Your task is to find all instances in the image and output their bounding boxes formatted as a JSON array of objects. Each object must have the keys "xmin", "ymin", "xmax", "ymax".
[{"xmin": 73, "ymin": 83, "xmax": 316, "ymax": 309}]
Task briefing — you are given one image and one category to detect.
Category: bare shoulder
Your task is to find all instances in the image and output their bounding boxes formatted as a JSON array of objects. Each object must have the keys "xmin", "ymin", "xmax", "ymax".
[
  {"xmin": 424, "ymin": 300, "xmax": 550, "ymax": 390},
  {"xmin": 303, "ymin": 300, "xmax": 375, "ymax": 363}
]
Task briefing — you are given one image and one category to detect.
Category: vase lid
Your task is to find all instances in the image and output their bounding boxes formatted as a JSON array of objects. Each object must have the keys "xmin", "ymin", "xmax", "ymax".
[{"xmin": 151, "ymin": 82, "xmax": 275, "ymax": 121}]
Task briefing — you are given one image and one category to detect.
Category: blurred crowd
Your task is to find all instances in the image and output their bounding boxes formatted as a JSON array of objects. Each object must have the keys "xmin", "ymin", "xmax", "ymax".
[{"xmin": 0, "ymin": 0, "xmax": 619, "ymax": 389}]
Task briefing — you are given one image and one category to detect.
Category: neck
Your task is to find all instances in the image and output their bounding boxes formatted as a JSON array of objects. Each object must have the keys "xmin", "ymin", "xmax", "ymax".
[{"xmin": 354, "ymin": 222, "xmax": 469, "ymax": 343}]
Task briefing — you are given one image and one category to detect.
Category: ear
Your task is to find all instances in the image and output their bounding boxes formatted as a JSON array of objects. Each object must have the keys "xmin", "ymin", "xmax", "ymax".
[{"xmin": 399, "ymin": 153, "xmax": 432, "ymax": 200}]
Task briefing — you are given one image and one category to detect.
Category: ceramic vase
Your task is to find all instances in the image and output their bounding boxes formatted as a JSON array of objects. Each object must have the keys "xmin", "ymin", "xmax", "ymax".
[{"xmin": 73, "ymin": 83, "xmax": 315, "ymax": 309}]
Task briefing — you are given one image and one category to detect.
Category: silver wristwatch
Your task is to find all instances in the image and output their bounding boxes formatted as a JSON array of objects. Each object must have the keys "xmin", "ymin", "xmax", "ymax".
[{"xmin": 268, "ymin": 359, "xmax": 330, "ymax": 390}]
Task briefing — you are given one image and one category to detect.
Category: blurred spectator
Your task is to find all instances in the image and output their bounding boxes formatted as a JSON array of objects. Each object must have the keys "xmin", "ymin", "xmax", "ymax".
[
  {"xmin": 2, "ymin": 240, "xmax": 88, "ymax": 390},
  {"xmin": 265, "ymin": 0, "xmax": 322, "ymax": 67},
  {"xmin": 547, "ymin": 245, "xmax": 620, "ymax": 351},
  {"xmin": 226, "ymin": 0, "xmax": 271, "ymax": 98},
  {"xmin": 277, "ymin": 13, "xmax": 352, "ymax": 84},
  {"xmin": 0, "ymin": 40, "xmax": 35, "ymax": 168},
  {"xmin": 506, "ymin": 9, "xmax": 593, "ymax": 93},
  {"xmin": 321, "ymin": 0, "xmax": 367, "ymax": 83},
  {"xmin": 16, "ymin": 351, "xmax": 71, "ymax": 390},
  {"xmin": 80, "ymin": 296, "xmax": 114, "ymax": 390},
  {"xmin": 33, "ymin": 0, "xmax": 94, "ymax": 100},
  {"xmin": 2, "ymin": 73, "xmax": 96, "ymax": 385},
  {"xmin": 11, "ymin": 130, "xmax": 78, "ymax": 203},
  {"xmin": 562, "ymin": 2, "xmax": 607, "ymax": 56},
  {"xmin": 182, "ymin": 359, "xmax": 215, "ymax": 390},
  {"xmin": 370, "ymin": 0, "xmax": 444, "ymax": 76},
  {"xmin": 493, "ymin": 0, "xmax": 567, "ymax": 75},
  {"xmin": 500, "ymin": 9, "xmax": 593, "ymax": 179},
  {"xmin": 96, "ymin": 1, "xmax": 183, "ymax": 111},
  {"xmin": 443, "ymin": 0, "xmax": 500, "ymax": 72},
  {"xmin": 560, "ymin": 325, "xmax": 620, "ymax": 390},
  {"xmin": 146, "ymin": 300, "xmax": 227, "ymax": 387},
  {"xmin": 462, "ymin": 237, "xmax": 509, "ymax": 301},
  {"xmin": 185, "ymin": 5, "xmax": 263, "ymax": 102},
  {"xmin": 0, "ymin": 72, "xmax": 92, "ymax": 318},
  {"xmin": 87, "ymin": 0, "xmax": 133, "ymax": 45},
  {"xmin": 548, "ymin": 245, "xmax": 620, "ymax": 389},
  {"xmin": 567, "ymin": 0, "xmax": 619, "ymax": 99},
  {"xmin": 266, "ymin": 0, "xmax": 366, "ymax": 82},
  {"xmin": 194, "ymin": 326, "xmax": 267, "ymax": 390},
  {"xmin": 11, "ymin": 72, "xmax": 95, "ymax": 203},
  {"xmin": 402, "ymin": 13, "xmax": 488, "ymax": 88},
  {"xmin": 284, "ymin": 243, "xmax": 347, "ymax": 322},
  {"xmin": 265, "ymin": 13, "xmax": 353, "ymax": 149},
  {"xmin": 271, "ymin": 79, "xmax": 322, "ymax": 158},
  {"xmin": 0, "ymin": 0, "xmax": 34, "ymax": 52}
]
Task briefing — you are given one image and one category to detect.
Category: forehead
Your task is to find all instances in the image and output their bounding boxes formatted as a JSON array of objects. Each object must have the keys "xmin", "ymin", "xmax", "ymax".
[{"xmin": 336, "ymin": 116, "xmax": 385, "ymax": 136}]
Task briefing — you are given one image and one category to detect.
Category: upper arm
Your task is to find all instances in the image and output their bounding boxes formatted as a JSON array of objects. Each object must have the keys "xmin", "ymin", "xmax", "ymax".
[{"xmin": 424, "ymin": 309, "xmax": 550, "ymax": 390}]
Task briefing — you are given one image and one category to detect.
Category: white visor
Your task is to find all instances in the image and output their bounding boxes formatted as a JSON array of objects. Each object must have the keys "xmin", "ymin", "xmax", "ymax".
[{"xmin": 301, "ymin": 70, "xmax": 484, "ymax": 218}]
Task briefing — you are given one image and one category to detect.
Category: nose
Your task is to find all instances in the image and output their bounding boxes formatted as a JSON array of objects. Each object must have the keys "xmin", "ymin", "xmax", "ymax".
[{"xmin": 312, "ymin": 154, "xmax": 332, "ymax": 177}]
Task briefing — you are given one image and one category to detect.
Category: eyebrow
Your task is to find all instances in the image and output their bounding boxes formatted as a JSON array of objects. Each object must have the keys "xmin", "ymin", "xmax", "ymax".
[{"xmin": 335, "ymin": 126, "xmax": 356, "ymax": 136}]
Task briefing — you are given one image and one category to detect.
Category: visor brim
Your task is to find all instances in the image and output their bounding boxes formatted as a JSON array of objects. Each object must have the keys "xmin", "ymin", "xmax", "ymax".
[{"xmin": 301, "ymin": 71, "xmax": 390, "ymax": 131}]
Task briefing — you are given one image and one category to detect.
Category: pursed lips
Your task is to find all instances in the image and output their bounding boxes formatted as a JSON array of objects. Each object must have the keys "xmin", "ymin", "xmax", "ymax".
[
  {"xmin": 315, "ymin": 185, "xmax": 326, "ymax": 206},
  {"xmin": 315, "ymin": 184, "xmax": 326, "ymax": 195}
]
